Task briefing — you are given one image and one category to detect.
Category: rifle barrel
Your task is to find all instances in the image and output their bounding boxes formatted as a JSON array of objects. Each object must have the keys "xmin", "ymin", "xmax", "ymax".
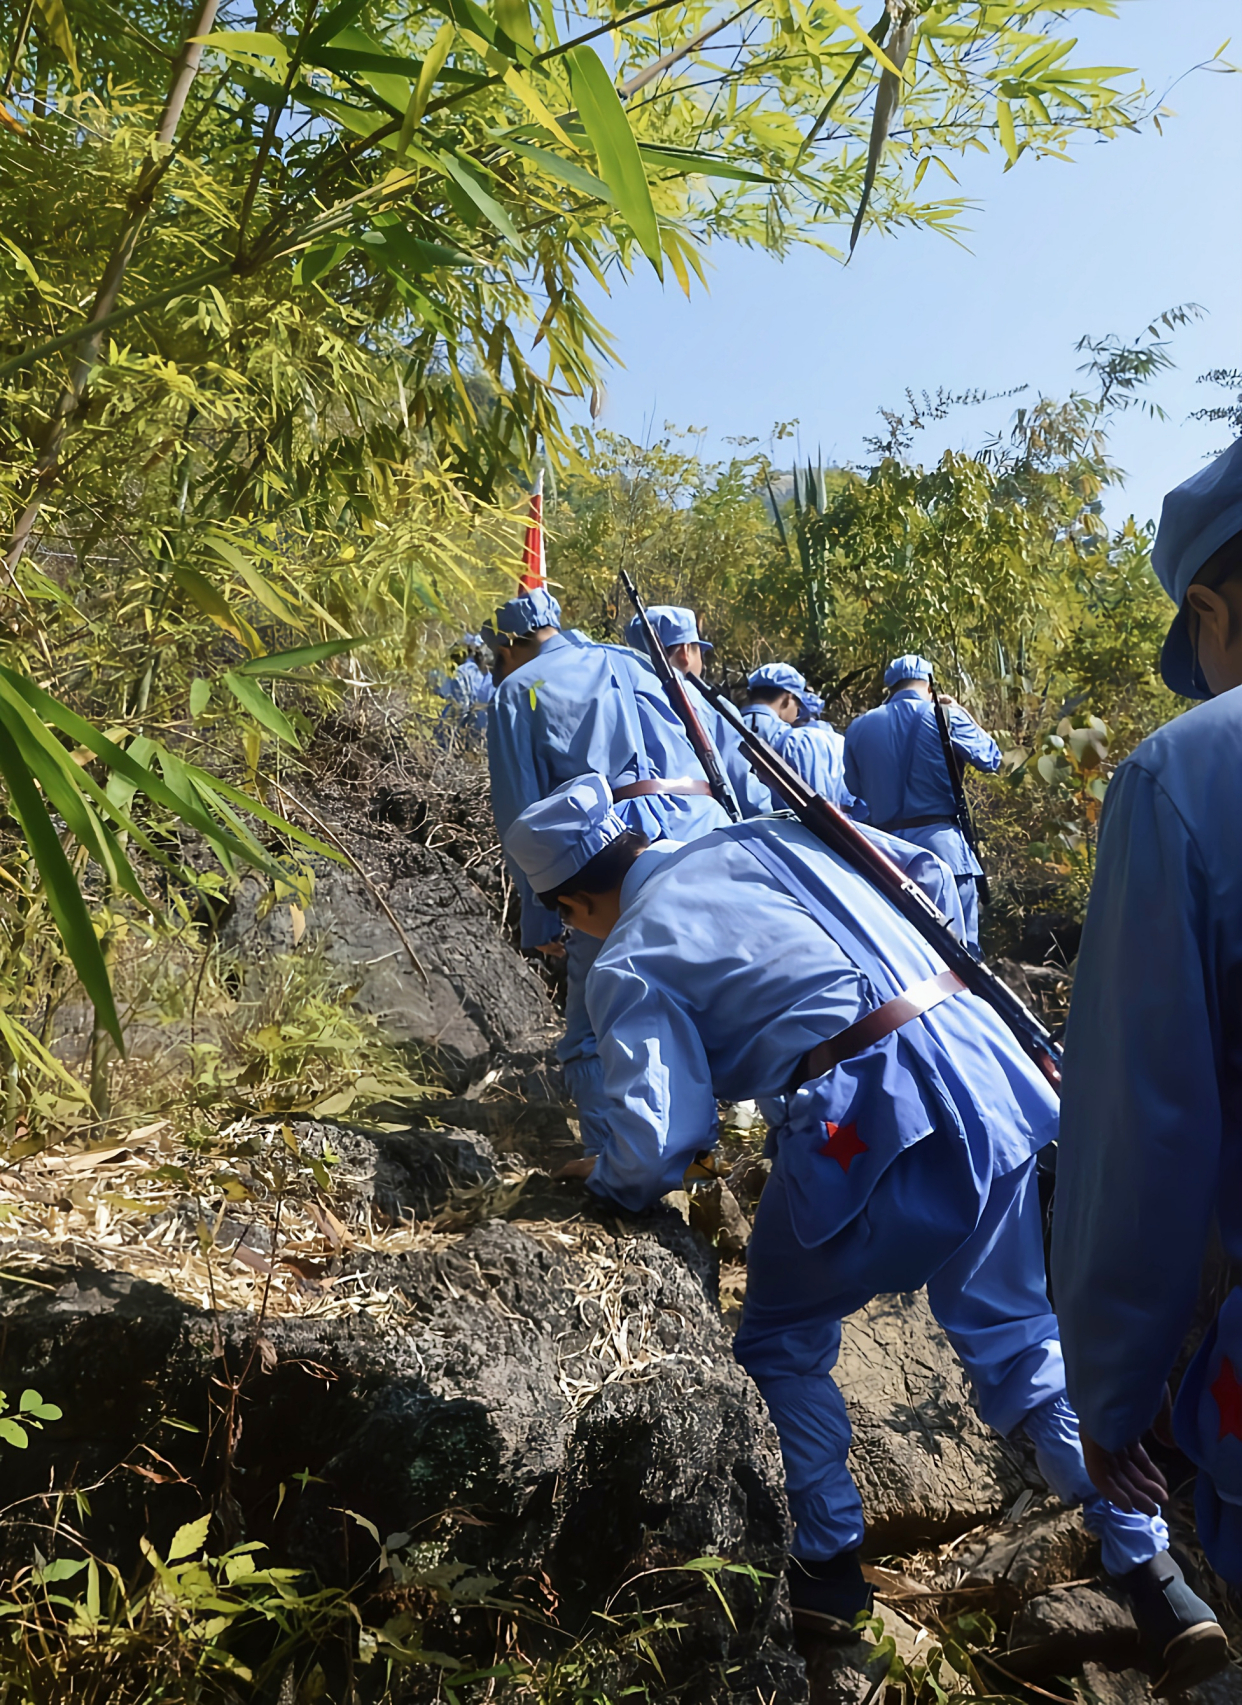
[{"xmin": 929, "ymin": 675, "xmax": 990, "ymax": 905}]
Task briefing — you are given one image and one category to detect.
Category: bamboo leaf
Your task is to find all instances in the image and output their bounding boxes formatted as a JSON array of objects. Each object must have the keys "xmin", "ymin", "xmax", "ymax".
[
  {"xmin": 566, "ymin": 46, "xmax": 662, "ymax": 277},
  {"xmin": 305, "ymin": 0, "xmax": 366, "ymax": 50},
  {"xmin": 357, "ymin": 226, "xmax": 478, "ymax": 272},
  {"xmin": 173, "ymin": 566, "xmax": 262, "ymax": 653},
  {"xmin": 0, "ymin": 1010, "xmax": 91, "ymax": 1100},
  {"xmin": 167, "ymin": 1515, "xmax": 212, "ymax": 1562},
  {"xmin": 195, "ymin": 30, "xmax": 290, "ymax": 79},
  {"xmin": 0, "ymin": 669, "xmax": 327, "ymax": 871},
  {"xmin": 0, "ymin": 685, "xmax": 146, "ymax": 905},
  {"xmin": 0, "ymin": 720, "xmax": 122, "ymax": 1049},
  {"xmin": 234, "ymin": 637, "xmax": 366, "ymax": 675},
  {"xmin": 504, "ymin": 138, "xmax": 612, "ymax": 201},
  {"xmin": 318, "ymin": 27, "xmax": 410, "ymax": 112},
  {"xmin": 636, "ymin": 142, "xmax": 771, "ymax": 184},
  {"xmin": 221, "ymin": 673, "xmax": 301, "ymax": 745},
  {"xmin": 33, "ymin": 0, "xmax": 78, "ymax": 83},
  {"xmin": 996, "ymin": 96, "xmax": 1019, "ymax": 165},
  {"xmin": 495, "ymin": 0, "xmax": 537, "ymax": 56},
  {"xmin": 397, "ymin": 22, "xmax": 455, "ymax": 154},
  {"xmin": 498, "ymin": 64, "xmax": 576, "ymax": 150},
  {"xmin": 202, "ymin": 536, "xmax": 307, "ymax": 630},
  {"xmin": 431, "ymin": 147, "xmax": 520, "ymax": 242},
  {"xmin": 821, "ymin": 1, "xmax": 904, "ymax": 79}
]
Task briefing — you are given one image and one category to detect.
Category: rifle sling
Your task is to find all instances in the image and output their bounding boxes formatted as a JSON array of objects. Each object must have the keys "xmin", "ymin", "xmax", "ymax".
[{"xmin": 794, "ymin": 969, "xmax": 966, "ymax": 1088}]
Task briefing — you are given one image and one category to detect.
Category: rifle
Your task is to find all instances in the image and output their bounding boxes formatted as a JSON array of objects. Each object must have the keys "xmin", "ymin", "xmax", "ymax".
[
  {"xmin": 620, "ymin": 569, "xmax": 740, "ymax": 823},
  {"xmin": 685, "ymin": 669, "xmax": 1062, "ymax": 1093},
  {"xmin": 928, "ymin": 672, "xmax": 990, "ymax": 907}
]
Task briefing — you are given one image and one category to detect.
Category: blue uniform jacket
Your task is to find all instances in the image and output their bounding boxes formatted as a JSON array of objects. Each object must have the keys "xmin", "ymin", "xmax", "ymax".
[
  {"xmin": 843, "ymin": 687, "xmax": 1000, "ymax": 876},
  {"xmin": 743, "ymin": 703, "xmax": 855, "ymax": 811},
  {"xmin": 1054, "ymin": 685, "xmax": 1242, "ymax": 1452},
  {"xmin": 584, "ymin": 818, "xmax": 1058, "ymax": 1213},
  {"xmin": 488, "ymin": 630, "xmax": 741, "ymax": 948},
  {"xmin": 448, "ymin": 657, "xmax": 494, "ymax": 710}
]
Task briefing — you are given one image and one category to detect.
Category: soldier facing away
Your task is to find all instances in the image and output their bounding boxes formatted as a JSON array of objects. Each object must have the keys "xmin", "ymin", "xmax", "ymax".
[
  {"xmin": 843, "ymin": 655, "xmax": 998, "ymax": 952},
  {"xmin": 741, "ymin": 662, "xmax": 856, "ymax": 812}
]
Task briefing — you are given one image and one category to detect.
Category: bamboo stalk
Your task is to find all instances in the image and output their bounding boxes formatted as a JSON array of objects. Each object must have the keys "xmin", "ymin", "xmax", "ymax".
[{"xmin": 2, "ymin": 0, "xmax": 220, "ymax": 579}]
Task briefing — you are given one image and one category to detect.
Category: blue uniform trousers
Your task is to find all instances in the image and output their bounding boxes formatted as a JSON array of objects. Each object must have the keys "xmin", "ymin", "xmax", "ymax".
[{"xmin": 735, "ymin": 1121, "xmax": 1165, "ymax": 1574}]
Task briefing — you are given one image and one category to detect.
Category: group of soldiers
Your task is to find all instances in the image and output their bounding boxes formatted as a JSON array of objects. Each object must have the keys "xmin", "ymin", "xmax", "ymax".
[{"xmin": 440, "ymin": 437, "xmax": 1242, "ymax": 1692}]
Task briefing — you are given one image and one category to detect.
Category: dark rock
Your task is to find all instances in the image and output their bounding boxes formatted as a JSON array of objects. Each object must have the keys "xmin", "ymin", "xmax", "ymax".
[
  {"xmin": 1195, "ymin": 1664, "xmax": 1242, "ymax": 1705},
  {"xmin": 730, "ymin": 1154, "xmax": 773, "ymax": 1212},
  {"xmin": 1019, "ymin": 912, "xmax": 1082, "ymax": 969},
  {"xmin": 0, "ymin": 1204, "xmax": 805, "ymax": 1701},
  {"xmin": 947, "ymin": 1508, "xmax": 1101, "ymax": 1611},
  {"xmin": 322, "ymin": 1119, "xmax": 501, "ymax": 1222},
  {"xmin": 219, "ymin": 821, "xmax": 556, "ymax": 1085},
  {"xmin": 836, "ymin": 1291, "xmax": 1036, "ymax": 1552},
  {"xmin": 1005, "ymin": 1582, "xmax": 1139, "ymax": 1677},
  {"xmin": 688, "ymin": 1180, "xmax": 751, "ymax": 1259},
  {"xmin": 1084, "ymin": 1657, "xmax": 1242, "ymax": 1705},
  {"xmin": 429, "ymin": 1091, "xmax": 582, "ymax": 1172},
  {"xmin": 1082, "ymin": 1664, "xmax": 1156, "ymax": 1705},
  {"xmin": 804, "ymin": 1637, "xmax": 891, "ymax": 1705}
]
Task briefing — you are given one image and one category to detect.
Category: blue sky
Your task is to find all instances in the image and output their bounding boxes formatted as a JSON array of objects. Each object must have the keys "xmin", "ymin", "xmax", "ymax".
[{"xmin": 574, "ymin": 0, "xmax": 1242, "ymax": 527}]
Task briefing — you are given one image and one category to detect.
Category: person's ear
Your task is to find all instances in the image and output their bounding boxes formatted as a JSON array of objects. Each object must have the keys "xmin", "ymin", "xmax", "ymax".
[{"xmin": 1186, "ymin": 583, "xmax": 1231, "ymax": 646}]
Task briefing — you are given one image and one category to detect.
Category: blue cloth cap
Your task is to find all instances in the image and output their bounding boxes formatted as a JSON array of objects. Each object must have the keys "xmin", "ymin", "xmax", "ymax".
[
  {"xmin": 625, "ymin": 606, "xmax": 713, "ymax": 654},
  {"xmin": 799, "ymin": 690, "xmax": 824, "ymax": 721},
  {"xmin": 461, "ymin": 631, "xmax": 485, "ymax": 649},
  {"xmin": 884, "ymin": 654, "xmax": 935, "ymax": 687},
  {"xmin": 1154, "ymin": 439, "xmax": 1242, "ymax": 699},
  {"xmin": 747, "ymin": 662, "xmax": 806, "ymax": 696},
  {"xmin": 496, "ymin": 586, "xmax": 562, "ymax": 637},
  {"xmin": 504, "ymin": 773, "xmax": 628, "ymax": 895}
]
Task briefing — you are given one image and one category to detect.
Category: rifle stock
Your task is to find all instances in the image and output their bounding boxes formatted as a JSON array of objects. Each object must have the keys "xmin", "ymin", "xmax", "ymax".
[{"xmin": 685, "ymin": 671, "xmax": 1062, "ymax": 1093}]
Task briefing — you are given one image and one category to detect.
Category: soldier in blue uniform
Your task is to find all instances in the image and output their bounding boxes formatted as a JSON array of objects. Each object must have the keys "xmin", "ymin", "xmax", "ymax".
[
  {"xmin": 843, "ymin": 656, "xmax": 998, "ymax": 952},
  {"xmin": 623, "ymin": 606, "xmax": 772, "ymax": 818},
  {"xmin": 501, "ymin": 774, "xmax": 1219, "ymax": 1689},
  {"xmin": 742, "ymin": 663, "xmax": 854, "ymax": 810},
  {"xmin": 485, "ymin": 587, "xmax": 735, "ymax": 1155},
  {"xmin": 433, "ymin": 632, "xmax": 494, "ymax": 738},
  {"xmin": 1055, "ymin": 441, "xmax": 1242, "ymax": 1627}
]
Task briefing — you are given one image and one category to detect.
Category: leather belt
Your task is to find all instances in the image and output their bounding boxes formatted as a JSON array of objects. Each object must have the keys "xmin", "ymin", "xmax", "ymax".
[
  {"xmin": 612, "ymin": 777, "xmax": 713, "ymax": 800},
  {"xmin": 876, "ymin": 812, "xmax": 954, "ymax": 833},
  {"xmin": 794, "ymin": 969, "xmax": 966, "ymax": 1088}
]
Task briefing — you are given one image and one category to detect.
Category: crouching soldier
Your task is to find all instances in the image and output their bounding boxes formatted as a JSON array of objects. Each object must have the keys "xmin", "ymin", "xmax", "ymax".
[{"xmin": 502, "ymin": 775, "xmax": 1225, "ymax": 1694}]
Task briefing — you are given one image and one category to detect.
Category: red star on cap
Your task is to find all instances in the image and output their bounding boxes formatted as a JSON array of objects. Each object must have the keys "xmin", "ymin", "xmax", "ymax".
[
  {"xmin": 1211, "ymin": 1357, "xmax": 1242, "ymax": 1442},
  {"xmin": 819, "ymin": 1120, "xmax": 867, "ymax": 1174}
]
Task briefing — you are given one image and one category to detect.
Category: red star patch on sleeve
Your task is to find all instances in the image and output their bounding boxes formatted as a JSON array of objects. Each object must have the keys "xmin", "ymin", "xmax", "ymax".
[
  {"xmin": 819, "ymin": 1119, "xmax": 867, "ymax": 1174},
  {"xmin": 1211, "ymin": 1357, "xmax": 1242, "ymax": 1441}
]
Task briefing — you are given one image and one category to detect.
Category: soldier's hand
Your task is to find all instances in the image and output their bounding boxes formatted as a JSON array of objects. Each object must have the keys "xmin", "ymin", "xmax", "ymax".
[
  {"xmin": 936, "ymin": 693, "xmax": 956, "ymax": 706},
  {"xmin": 554, "ymin": 1156, "xmax": 596, "ymax": 1181},
  {"xmin": 1079, "ymin": 1429, "xmax": 1169, "ymax": 1516},
  {"xmin": 535, "ymin": 941, "xmax": 567, "ymax": 960}
]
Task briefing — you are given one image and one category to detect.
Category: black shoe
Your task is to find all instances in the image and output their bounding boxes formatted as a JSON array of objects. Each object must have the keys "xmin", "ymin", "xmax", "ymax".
[
  {"xmin": 1119, "ymin": 1551, "xmax": 1230, "ymax": 1696},
  {"xmin": 788, "ymin": 1550, "xmax": 874, "ymax": 1643}
]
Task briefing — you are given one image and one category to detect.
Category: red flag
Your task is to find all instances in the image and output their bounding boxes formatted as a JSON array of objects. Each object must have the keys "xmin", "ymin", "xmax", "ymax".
[{"xmin": 519, "ymin": 470, "xmax": 545, "ymax": 591}]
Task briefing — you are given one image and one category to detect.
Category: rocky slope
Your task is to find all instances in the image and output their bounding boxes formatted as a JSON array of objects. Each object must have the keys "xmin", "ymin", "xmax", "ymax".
[{"xmin": 3, "ymin": 720, "xmax": 1239, "ymax": 1703}]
